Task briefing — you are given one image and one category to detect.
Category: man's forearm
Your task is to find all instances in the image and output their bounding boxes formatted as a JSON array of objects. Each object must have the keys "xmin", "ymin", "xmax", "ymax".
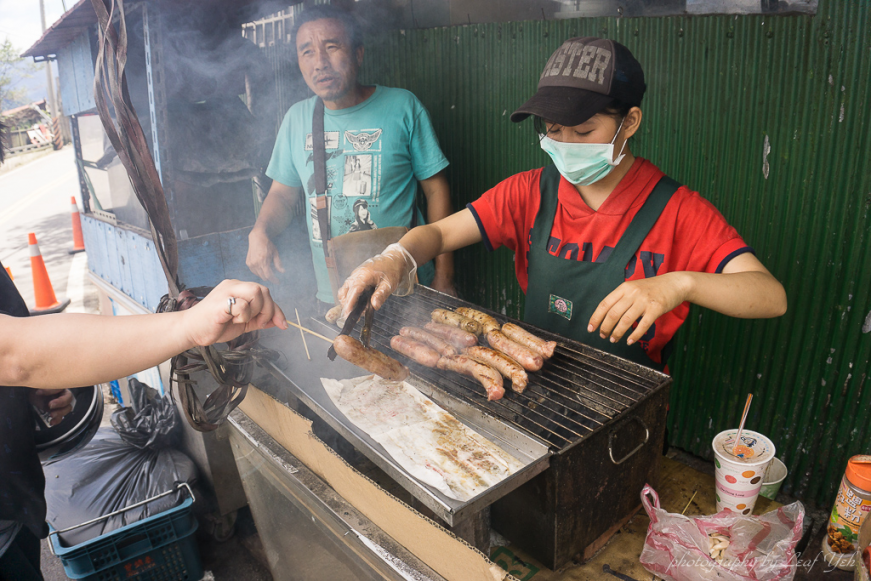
[
  {"xmin": 434, "ymin": 252, "xmax": 455, "ymax": 280},
  {"xmin": 422, "ymin": 172, "xmax": 455, "ymax": 280},
  {"xmin": 254, "ymin": 185, "xmax": 298, "ymax": 237},
  {"xmin": 425, "ymin": 193, "xmax": 452, "ymax": 224}
]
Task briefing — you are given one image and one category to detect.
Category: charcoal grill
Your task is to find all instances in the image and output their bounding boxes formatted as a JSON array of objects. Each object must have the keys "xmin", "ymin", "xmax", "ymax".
[{"xmin": 263, "ymin": 285, "xmax": 671, "ymax": 569}]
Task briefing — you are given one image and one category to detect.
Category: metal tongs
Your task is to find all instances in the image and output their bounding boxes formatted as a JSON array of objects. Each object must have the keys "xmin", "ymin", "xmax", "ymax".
[{"xmin": 327, "ymin": 287, "xmax": 375, "ymax": 361}]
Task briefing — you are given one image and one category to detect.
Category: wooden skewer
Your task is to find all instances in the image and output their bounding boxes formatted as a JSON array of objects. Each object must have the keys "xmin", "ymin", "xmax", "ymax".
[
  {"xmin": 284, "ymin": 319, "xmax": 334, "ymax": 344},
  {"xmin": 681, "ymin": 490, "xmax": 698, "ymax": 515},
  {"xmin": 732, "ymin": 393, "xmax": 753, "ymax": 455},
  {"xmin": 295, "ymin": 308, "xmax": 311, "ymax": 361}
]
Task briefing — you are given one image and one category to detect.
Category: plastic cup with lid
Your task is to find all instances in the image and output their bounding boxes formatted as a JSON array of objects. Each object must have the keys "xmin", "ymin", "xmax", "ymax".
[{"xmin": 712, "ymin": 429, "xmax": 775, "ymax": 515}]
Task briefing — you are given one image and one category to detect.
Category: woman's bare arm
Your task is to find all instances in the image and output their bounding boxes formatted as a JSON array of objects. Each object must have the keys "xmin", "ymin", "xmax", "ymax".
[
  {"xmin": 0, "ymin": 280, "xmax": 287, "ymax": 389},
  {"xmin": 590, "ymin": 253, "xmax": 787, "ymax": 345},
  {"xmin": 400, "ymin": 208, "xmax": 482, "ymax": 267}
]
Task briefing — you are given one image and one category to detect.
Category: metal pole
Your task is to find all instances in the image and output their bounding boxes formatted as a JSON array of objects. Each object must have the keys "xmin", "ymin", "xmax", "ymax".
[{"xmin": 38, "ymin": 0, "xmax": 58, "ymax": 118}]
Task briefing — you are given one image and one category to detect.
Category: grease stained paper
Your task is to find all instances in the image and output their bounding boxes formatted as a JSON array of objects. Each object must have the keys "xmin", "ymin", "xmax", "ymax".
[{"xmin": 321, "ymin": 375, "xmax": 523, "ymax": 501}]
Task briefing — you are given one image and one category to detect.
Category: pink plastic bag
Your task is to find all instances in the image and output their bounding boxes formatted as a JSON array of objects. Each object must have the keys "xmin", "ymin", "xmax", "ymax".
[{"xmin": 639, "ymin": 484, "xmax": 804, "ymax": 581}]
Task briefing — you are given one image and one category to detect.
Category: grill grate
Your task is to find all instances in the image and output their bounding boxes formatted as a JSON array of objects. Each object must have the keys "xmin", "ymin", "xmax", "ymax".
[{"xmin": 363, "ymin": 286, "xmax": 667, "ymax": 452}]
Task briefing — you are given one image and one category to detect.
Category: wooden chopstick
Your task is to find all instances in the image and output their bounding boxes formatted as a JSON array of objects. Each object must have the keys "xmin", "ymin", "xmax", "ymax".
[
  {"xmin": 284, "ymin": 319, "xmax": 334, "ymax": 344},
  {"xmin": 295, "ymin": 308, "xmax": 311, "ymax": 361}
]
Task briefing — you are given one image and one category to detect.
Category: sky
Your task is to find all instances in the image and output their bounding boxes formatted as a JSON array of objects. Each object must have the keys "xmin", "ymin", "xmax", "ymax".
[
  {"xmin": 0, "ymin": 0, "xmax": 67, "ymax": 109},
  {"xmin": 0, "ymin": 0, "xmax": 67, "ymax": 52}
]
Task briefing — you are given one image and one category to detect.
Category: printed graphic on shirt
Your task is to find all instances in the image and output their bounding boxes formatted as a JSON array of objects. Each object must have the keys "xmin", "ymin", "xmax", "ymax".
[
  {"xmin": 345, "ymin": 129, "xmax": 382, "ymax": 151},
  {"xmin": 308, "ymin": 196, "xmax": 331, "ymax": 243},
  {"xmin": 332, "ymin": 192, "xmax": 348, "ymax": 209},
  {"xmin": 343, "ymin": 130, "xmax": 383, "ymax": 202},
  {"xmin": 542, "ymin": 234, "xmax": 664, "ymax": 280},
  {"xmin": 348, "ymin": 198, "xmax": 379, "ymax": 233},
  {"xmin": 305, "ymin": 131, "xmax": 340, "ymax": 150},
  {"xmin": 343, "ymin": 155, "xmax": 372, "ymax": 197}
]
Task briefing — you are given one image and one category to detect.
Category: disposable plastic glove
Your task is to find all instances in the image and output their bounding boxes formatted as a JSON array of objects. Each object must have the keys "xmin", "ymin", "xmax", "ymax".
[{"xmin": 338, "ymin": 243, "xmax": 417, "ymax": 317}]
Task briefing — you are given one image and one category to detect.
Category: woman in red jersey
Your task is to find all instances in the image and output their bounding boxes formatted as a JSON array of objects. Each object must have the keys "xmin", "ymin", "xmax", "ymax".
[{"xmin": 338, "ymin": 37, "xmax": 786, "ymax": 371}]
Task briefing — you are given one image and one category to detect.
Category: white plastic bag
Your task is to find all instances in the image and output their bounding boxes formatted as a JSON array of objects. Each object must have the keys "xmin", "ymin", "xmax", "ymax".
[{"xmin": 639, "ymin": 484, "xmax": 804, "ymax": 581}]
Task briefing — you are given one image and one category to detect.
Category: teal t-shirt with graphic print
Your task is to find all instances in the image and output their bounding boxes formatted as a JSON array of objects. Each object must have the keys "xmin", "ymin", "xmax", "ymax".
[{"xmin": 266, "ymin": 85, "xmax": 449, "ymax": 303}]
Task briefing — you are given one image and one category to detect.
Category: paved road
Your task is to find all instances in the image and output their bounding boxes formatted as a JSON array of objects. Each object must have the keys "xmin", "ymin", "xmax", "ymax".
[{"xmin": 0, "ymin": 147, "xmax": 97, "ymax": 313}]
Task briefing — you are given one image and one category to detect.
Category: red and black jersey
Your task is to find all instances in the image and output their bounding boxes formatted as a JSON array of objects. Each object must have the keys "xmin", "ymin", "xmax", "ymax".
[{"xmin": 467, "ymin": 157, "xmax": 752, "ymax": 365}]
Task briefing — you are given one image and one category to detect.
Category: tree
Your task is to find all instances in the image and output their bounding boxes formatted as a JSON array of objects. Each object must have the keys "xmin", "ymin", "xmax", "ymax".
[{"xmin": 0, "ymin": 38, "xmax": 40, "ymax": 115}]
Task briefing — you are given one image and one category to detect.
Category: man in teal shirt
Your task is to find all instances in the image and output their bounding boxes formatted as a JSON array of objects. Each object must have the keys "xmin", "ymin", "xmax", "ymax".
[{"xmin": 247, "ymin": 5, "xmax": 456, "ymax": 304}]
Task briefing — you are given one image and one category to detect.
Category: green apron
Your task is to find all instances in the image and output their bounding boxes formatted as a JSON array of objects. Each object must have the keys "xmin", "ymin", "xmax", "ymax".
[{"xmin": 524, "ymin": 165, "xmax": 680, "ymax": 370}]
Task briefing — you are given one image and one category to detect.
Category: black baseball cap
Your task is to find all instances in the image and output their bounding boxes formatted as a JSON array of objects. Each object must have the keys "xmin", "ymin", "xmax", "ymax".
[{"xmin": 511, "ymin": 37, "xmax": 646, "ymax": 127}]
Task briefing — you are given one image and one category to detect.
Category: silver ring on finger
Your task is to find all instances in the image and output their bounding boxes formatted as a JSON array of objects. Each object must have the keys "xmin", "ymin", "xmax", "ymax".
[{"xmin": 227, "ymin": 296, "xmax": 236, "ymax": 316}]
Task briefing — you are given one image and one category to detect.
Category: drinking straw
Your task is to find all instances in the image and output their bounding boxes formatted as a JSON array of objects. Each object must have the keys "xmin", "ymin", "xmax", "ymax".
[{"xmin": 733, "ymin": 393, "xmax": 753, "ymax": 455}]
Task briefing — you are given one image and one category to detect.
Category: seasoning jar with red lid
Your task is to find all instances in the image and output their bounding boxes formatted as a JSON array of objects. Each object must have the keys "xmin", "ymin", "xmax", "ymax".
[{"xmin": 823, "ymin": 455, "xmax": 871, "ymax": 571}]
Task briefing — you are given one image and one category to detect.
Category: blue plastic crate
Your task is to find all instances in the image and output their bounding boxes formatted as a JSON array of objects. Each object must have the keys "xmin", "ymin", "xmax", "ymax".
[{"xmin": 49, "ymin": 486, "xmax": 203, "ymax": 581}]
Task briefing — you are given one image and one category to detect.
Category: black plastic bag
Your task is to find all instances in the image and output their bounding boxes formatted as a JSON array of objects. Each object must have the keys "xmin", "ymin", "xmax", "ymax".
[
  {"xmin": 45, "ymin": 380, "xmax": 196, "ymax": 547},
  {"xmin": 110, "ymin": 378, "xmax": 180, "ymax": 449},
  {"xmin": 45, "ymin": 428, "xmax": 196, "ymax": 546}
]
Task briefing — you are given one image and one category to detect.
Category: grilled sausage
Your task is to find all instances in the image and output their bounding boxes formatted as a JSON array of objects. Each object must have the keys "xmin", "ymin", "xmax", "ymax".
[
  {"xmin": 333, "ymin": 335, "xmax": 409, "ymax": 382},
  {"xmin": 424, "ymin": 322, "xmax": 479, "ymax": 348},
  {"xmin": 390, "ymin": 336, "xmax": 441, "ymax": 368},
  {"xmin": 431, "ymin": 308, "xmax": 482, "ymax": 335},
  {"xmin": 456, "ymin": 307, "xmax": 501, "ymax": 335},
  {"xmin": 325, "ymin": 305, "xmax": 343, "ymax": 324},
  {"xmin": 502, "ymin": 323, "xmax": 557, "ymax": 359},
  {"xmin": 437, "ymin": 355, "xmax": 505, "ymax": 401},
  {"xmin": 485, "ymin": 330, "xmax": 544, "ymax": 372},
  {"xmin": 464, "ymin": 346, "xmax": 528, "ymax": 393},
  {"xmin": 399, "ymin": 326, "xmax": 457, "ymax": 356}
]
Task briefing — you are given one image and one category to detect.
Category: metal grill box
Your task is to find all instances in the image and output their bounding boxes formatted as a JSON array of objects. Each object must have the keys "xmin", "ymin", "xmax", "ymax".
[{"xmin": 265, "ymin": 285, "xmax": 671, "ymax": 570}]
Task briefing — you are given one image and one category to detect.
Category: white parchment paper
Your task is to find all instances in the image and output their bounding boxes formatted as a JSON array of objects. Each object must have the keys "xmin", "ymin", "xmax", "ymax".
[{"xmin": 321, "ymin": 375, "xmax": 524, "ymax": 501}]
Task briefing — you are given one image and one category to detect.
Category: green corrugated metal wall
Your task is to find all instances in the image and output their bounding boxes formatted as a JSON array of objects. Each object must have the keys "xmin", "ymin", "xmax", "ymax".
[{"xmin": 359, "ymin": 0, "xmax": 871, "ymax": 507}]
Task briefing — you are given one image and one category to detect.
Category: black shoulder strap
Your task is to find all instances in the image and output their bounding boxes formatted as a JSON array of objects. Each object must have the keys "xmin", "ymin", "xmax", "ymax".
[
  {"xmin": 312, "ymin": 98, "xmax": 332, "ymax": 252},
  {"xmin": 313, "ymin": 98, "xmax": 326, "ymax": 195}
]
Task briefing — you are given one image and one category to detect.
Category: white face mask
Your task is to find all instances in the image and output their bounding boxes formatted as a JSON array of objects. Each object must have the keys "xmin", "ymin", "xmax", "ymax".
[{"xmin": 539, "ymin": 118, "xmax": 627, "ymax": 186}]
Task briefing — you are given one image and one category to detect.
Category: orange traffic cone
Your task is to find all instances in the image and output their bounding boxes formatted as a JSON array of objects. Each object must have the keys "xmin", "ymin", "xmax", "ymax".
[
  {"xmin": 4, "ymin": 267, "xmax": 12, "ymax": 280},
  {"xmin": 28, "ymin": 233, "xmax": 70, "ymax": 315},
  {"xmin": 69, "ymin": 196, "xmax": 85, "ymax": 254}
]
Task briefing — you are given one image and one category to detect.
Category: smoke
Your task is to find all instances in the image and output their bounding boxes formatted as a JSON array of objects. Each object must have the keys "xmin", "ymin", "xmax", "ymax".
[
  {"xmin": 160, "ymin": 6, "xmax": 268, "ymax": 104},
  {"xmin": 139, "ymin": 4, "xmax": 289, "ymax": 225},
  {"xmin": 108, "ymin": 1, "xmax": 424, "ymax": 301}
]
